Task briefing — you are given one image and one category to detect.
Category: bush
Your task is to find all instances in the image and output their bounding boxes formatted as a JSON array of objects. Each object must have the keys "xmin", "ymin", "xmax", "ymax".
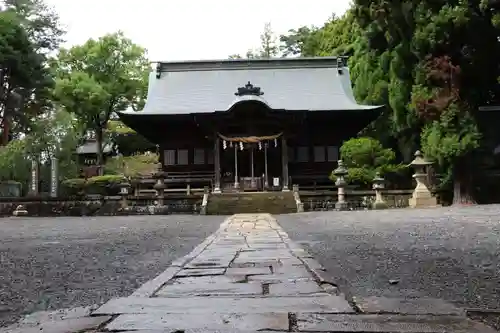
[
  {"xmin": 104, "ymin": 153, "xmax": 158, "ymax": 178},
  {"xmin": 61, "ymin": 178, "xmax": 86, "ymax": 196},
  {"xmin": 331, "ymin": 137, "xmax": 406, "ymax": 188},
  {"xmin": 61, "ymin": 175, "xmax": 126, "ymax": 196},
  {"xmin": 86, "ymin": 175, "xmax": 127, "ymax": 195}
]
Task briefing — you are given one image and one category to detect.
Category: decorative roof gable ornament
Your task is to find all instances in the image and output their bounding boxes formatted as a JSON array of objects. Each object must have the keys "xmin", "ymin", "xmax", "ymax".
[{"xmin": 235, "ymin": 81, "xmax": 264, "ymax": 96}]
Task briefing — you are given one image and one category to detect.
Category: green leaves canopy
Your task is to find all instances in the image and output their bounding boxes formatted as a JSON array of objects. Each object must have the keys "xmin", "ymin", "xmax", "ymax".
[{"xmin": 53, "ymin": 31, "xmax": 149, "ymax": 168}]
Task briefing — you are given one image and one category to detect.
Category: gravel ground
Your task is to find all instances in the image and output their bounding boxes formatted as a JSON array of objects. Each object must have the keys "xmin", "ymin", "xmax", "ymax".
[
  {"xmin": 0, "ymin": 215, "xmax": 223, "ymax": 327},
  {"xmin": 278, "ymin": 205, "xmax": 500, "ymax": 310}
]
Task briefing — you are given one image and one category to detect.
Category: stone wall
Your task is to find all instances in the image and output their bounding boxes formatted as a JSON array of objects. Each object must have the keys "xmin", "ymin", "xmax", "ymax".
[
  {"xmin": 300, "ymin": 189, "xmax": 419, "ymax": 211},
  {"xmin": 0, "ymin": 194, "xmax": 203, "ymax": 217}
]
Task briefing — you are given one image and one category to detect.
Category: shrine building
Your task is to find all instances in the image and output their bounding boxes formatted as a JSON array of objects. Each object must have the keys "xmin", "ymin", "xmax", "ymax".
[{"xmin": 117, "ymin": 57, "xmax": 383, "ymax": 192}]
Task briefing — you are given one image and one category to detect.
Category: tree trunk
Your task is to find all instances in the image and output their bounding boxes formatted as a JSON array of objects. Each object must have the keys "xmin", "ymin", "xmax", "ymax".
[
  {"xmin": 96, "ymin": 127, "xmax": 104, "ymax": 176},
  {"xmin": 0, "ymin": 115, "xmax": 9, "ymax": 146},
  {"xmin": 452, "ymin": 176, "xmax": 476, "ymax": 205}
]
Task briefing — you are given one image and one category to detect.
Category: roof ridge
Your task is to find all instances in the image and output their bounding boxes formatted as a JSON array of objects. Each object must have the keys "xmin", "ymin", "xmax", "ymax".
[{"xmin": 155, "ymin": 56, "xmax": 348, "ymax": 73}]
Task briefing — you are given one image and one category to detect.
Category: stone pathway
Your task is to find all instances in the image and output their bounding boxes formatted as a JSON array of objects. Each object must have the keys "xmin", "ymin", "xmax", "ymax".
[{"xmin": 2, "ymin": 213, "xmax": 497, "ymax": 332}]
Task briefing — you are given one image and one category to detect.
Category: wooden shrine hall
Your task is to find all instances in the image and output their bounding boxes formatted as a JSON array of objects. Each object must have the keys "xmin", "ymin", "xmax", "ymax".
[{"xmin": 117, "ymin": 57, "xmax": 383, "ymax": 192}]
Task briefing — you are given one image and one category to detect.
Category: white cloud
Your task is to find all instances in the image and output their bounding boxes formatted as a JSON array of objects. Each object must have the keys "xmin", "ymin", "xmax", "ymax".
[{"xmin": 45, "ymin": 0, "xmax": 351, "ymax": 60}]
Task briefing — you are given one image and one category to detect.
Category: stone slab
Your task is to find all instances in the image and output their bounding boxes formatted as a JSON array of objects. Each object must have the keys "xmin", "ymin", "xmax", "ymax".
[
  {"xmin": 131, "ymin": 267, "xmax": 182, "ymax": 297},
  {"xmin": 230, "ymin": 260, "xmax": 280, "ymax": 268},
  {"xmin": 296, "ymin": 313, "xmax": 497, "ymax": 333},
  {"xmin": 2, "ymin": 315, "xmax": 111, "ymax": 333},
  {"xmin": 96, "ymin": 331, "xmax": 277, "ymax": 333},
  {"xmin": 353, "ymin": 296, "xmax": 465, "ymax": 316},
  {"xmin": 225, "ymin": 267, "xmax": 272, "ymax": 277},
  {"xmin": 301, "ymin": 257, "xmax": 326, "ymax": 270},
  {"xmin": 94, "ymin": 295, "xmax": 355, "ymax": 315},
  {"xmin": 272, "ymin": 264, "xmax": 311, "ymax": 278},
  {"xmin": 105, "ymin": 313, "xmax": 289, "ymax": 331},
  {"xmin": 170, "ymin": 275, "xmax": 244, "ymax": 284},
  {"xmin": 185, "ymin": 257, "xmax": 234, "ymax": 269},
  {"xmin": 248, "ymin": 274, "xmax": 315, "ymax": 283},
  {"xmin": 156, "ymin": 281, "xmax": 262, "ymax": 297},
  {"xmin": 14, "ymin": 305, "xmax": 98, "ymax": 325},
  {"xmin": 175, "ymin": 268, "xmax": 226, "ymax": 277},
  {"xmin": 268, "ymin": 281, "xmax": 325, "ymax": 296}
]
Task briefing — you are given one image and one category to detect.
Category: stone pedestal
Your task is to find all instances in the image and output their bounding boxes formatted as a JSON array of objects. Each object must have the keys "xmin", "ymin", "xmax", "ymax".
[
  {"xmin": 409, "ymin": 151, "xmax": 438, "ymax": 208},
  {"xmin": 12, "ymin": 205, "xmax": 28, "ymax": 216}
]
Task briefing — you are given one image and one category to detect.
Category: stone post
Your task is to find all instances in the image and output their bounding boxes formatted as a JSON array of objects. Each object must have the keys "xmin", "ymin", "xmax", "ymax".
[
  {"xmin": 30, "ymin": 158, "xmax": 39, "ymax": 195},
  {"xmin": 334, "ymin": 160, "xmax": 348, "ymax": 211},
  {"xmin": 409, "ymin": 150, "xmax": 437, "ymax": 208},
  {"xmin": 372, "ymin": 172, "xmax": 388, "ymax": 209},
  {"xmin": 50, "ymin": 156, "xmax": 59, "ymax": 198}
]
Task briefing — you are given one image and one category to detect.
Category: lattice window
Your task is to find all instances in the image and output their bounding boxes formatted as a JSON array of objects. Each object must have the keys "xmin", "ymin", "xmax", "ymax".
[
  {"xmin": 314, "ymin": 146, "xmax": 326, "ymax": 162},
  {"xmin": 177, "ymin": 149, "xmax": 189, "ymax": 165},
  {"xmin": 296, "ymin": 146, "xmax": 309, "ymax": 162},
  {"xmin": 164, "ymin": 150, "xmax": 176, "ymax": 165},
  {"xmin": 327, "ymin": 146, "xmax": 339, "ymax": 162},
  {"xmin": 193, "ymin": 148, "xmax": 205, "ymax": 165}
]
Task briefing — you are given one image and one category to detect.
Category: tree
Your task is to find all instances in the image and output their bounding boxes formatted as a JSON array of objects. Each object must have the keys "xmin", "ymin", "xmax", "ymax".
[
  {"xmin": 2, "ymin": 0, "xmax": 64, "ymax": 53},
  {"xmin": 259, "ymin": 22, "xmax": 279, "ymax": 58},
  {"xmin": 1, "ymin": 0, "xmax": 64, "ymax": 143},
  {"xmin": 53, "ymin": 32, "xmax": 149, "ymax": 174},
  {"xmin": 332, "ymin": 137, "xmax": 405, "ymax": 187},
  {"xmin": 280, "ymin": 26, "xmax": 320, "ymax": 57},
  {"xmin": 227, "ymin": 22, "xmax": 280, "ymax": 59},
  {"xmin": 0, "ymin": 10, "xmax": 55, "ymax": 145}
]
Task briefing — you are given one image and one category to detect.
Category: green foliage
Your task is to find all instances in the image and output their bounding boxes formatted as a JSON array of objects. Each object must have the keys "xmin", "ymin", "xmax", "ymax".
[
  {"xmin": 53, "ymin": 31, "xmax": 149, "ymax": 168},
  {"xmin": 0, "ymin": 0, "xmax": 64, "ymax": 141},
  {"xmin": 106, "ymin": 120, "xmax": 155, "ymax": 154},
  {"xmin": 0, "ymin": 139, "xmax": 31, "ymax": 184},
  {"xmin": 62, "ymin": 175, "xmax": 127, "ymax": 196},
  {"xmin": 104, "ymin": 153, "xmax": 158, "ymax": 178},
  {"xmin": 332, "ymin": 137, "xmax": 406, "ymax": 186}
]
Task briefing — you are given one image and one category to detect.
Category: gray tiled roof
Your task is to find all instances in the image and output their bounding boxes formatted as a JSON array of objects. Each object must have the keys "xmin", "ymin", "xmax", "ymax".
[{"xmin": 120, "ymin": 57, "xmax": 381, "ymax": 115}]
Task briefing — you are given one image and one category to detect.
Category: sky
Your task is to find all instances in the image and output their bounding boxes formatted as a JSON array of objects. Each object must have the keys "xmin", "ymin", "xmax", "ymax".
[{"xmin": 45, "ymin": 0, "xmax": 352, "ymax": 61}]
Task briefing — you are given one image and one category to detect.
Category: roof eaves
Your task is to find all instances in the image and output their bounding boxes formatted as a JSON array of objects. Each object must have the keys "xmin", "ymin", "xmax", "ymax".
[
  {"xmin": 154, "ymin": 56, "xmax": 348, "ymax": 73},
  {"xmin": 479, "ymin": 105, "xmax": 500, "ymax": 111}
]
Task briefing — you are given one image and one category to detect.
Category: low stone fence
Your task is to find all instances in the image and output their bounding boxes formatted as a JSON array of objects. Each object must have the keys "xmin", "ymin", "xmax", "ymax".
[
  {"xmin": 0, "ymin": 194, "xmax": 204, "ymax": 217},
  {"xmin": 299, "ymin": 189, "xmax": 421, "ymax": 211}
]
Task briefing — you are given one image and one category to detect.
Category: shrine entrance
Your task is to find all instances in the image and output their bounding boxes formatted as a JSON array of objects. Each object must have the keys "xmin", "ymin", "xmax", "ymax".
[{"xmin": 218, "ymin": 133, "xmax": 285, "ymax": 192}]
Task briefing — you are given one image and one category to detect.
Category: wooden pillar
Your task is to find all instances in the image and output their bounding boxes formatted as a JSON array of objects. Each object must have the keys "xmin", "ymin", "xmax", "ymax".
[
  {"xmin": 281, "ymin": 136, "xmax": 290, "ymax": 192},
  {"xmin": 264, "ymin": 143, "xmax": 269, "ymax": 189},
  {"xmin": 213, "ymin": 137, "xmax": 221, "ymax": 193},
  {"xmin": 234, "ymin": 145, "xmax": 240, "ymax": 190},
  {"xmin": 250, "ymin": 146, "xmax": 256, "ymax": 188}
]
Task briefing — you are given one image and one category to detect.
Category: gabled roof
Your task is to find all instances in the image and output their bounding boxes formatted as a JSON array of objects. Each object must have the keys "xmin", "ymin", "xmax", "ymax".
[{"xmin": 120, "ymin": 57, "xmax": 382, "ymax": 116}]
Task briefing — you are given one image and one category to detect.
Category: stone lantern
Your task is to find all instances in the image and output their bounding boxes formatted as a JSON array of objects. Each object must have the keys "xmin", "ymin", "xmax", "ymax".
[
  {"xmin": 409, "ymin": 150, "xmax": 437, "ymax": 208},
  {"xmin": 333, "ymin": 160, "xmax": 348, "ymax": 211},
  {"xmin": 118, "ymin": 179, "xmax": 131, "ymax": 210},
  {"xmin": 153, "ymin": 162, "xmax": 167, "ymax": 207},
  {"xmin": 372, "ymin": 172, "xmax": 388, "ymax": 209}
]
